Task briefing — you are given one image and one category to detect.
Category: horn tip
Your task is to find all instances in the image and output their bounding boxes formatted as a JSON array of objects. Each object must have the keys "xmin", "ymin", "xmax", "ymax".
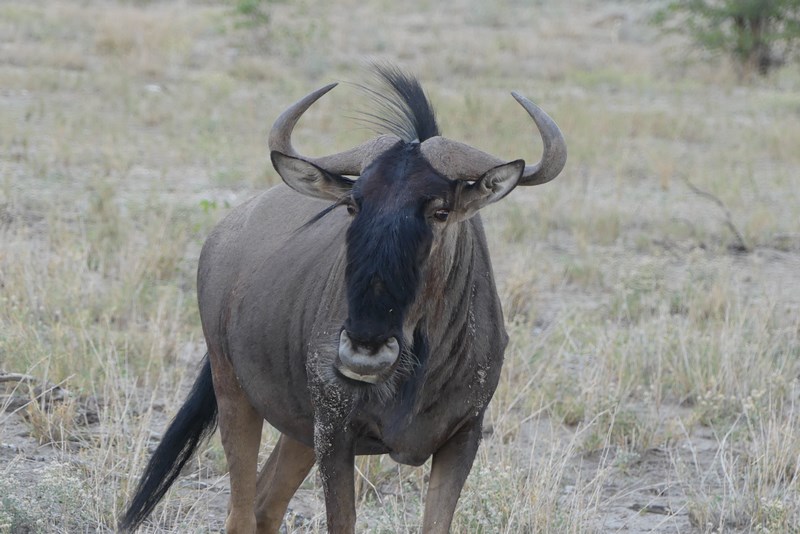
[
  {"xmin": 312, "ymin": 83, "xmax": 338, "ymax": 98},
  {"xmin": 511, "ymin": 91, "xmax": 537, "ymax": 108}
]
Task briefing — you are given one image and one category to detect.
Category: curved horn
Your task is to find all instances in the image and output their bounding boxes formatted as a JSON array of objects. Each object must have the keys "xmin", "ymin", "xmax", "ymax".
[
  {"xmin": 269, "ymin": 83, "xmax": 400, "ymax": 176},
  {"xmin": 420, "ymin": 92, "xmax": 566, "ymax": 186}
]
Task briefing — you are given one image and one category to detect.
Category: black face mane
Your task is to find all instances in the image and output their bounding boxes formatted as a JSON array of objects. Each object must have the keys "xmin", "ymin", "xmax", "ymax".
[
  {"xmin": 344, "ymin": 144, "xmax": 443, "ymax": 345},
  {"xmin": 341, "ymin": 66, "xmax": 449, "ymax": 349}
]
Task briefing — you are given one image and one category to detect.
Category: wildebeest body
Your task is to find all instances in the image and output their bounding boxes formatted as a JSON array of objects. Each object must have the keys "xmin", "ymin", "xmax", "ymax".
[
  {"xmin": 198, "ymin": 184, "xmax": 506, "ymax": 464},
  {"xmin": 120, "ymin": 64, "xmax": 565, "ymax": 533}
]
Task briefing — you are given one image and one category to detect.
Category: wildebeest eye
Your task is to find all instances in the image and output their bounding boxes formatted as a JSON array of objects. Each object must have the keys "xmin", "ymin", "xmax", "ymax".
[
  {"xmin": 433, "ymin": 208, "xmax": 450, "ymax": 222},
  {"xmin": 346, "ymin": 203, "xmax": 357, "ymax": 216}
]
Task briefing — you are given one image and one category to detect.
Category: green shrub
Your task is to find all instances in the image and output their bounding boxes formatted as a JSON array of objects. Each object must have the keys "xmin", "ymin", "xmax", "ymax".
[
  {"xmin": 653, "ymin": 0, "xmax": 800, "ymax": 76},
  {"xmin": 233, "ymin": 0, "xmax": 273, "ymax": 26}
]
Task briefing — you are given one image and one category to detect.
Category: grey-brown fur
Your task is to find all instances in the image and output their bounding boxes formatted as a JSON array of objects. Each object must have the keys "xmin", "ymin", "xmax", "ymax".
[
  {"xmin": 200, "ymin": 184, "xmax": 505, "ymax": 532},
  {"xmin": 199, "ymin": 184, "xmax": 506, "ymax": 456}
]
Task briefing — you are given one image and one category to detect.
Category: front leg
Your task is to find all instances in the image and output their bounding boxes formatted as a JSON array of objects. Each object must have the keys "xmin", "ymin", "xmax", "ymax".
[
  {"xmin": 209, "ymin": 350, "xmax": 264, "ymax": 534},
  {"xmin": 314, "ymin": 419, "xmax": 356, "ymax": 533},
  {"xmin": 422, "ymin": 416, "xmax": 484, "ymax": 533},
  {"xmin": 308, "ymin": 361, "xmax": 358, "ymax": 534},
  {"xmin": 306, "ymin": 333, "xmax": 358, "ymax": 533}
]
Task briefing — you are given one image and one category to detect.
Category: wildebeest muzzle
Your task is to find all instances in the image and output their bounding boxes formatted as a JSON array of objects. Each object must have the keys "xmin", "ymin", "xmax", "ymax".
[{"xmin": 336, "ymin": 329, "xmax": 400, "ymax": 384}]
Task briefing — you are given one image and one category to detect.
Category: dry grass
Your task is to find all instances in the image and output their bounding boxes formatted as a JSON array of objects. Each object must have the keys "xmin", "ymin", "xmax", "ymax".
[{"xmin": 1, "ymin": 0, "xmax": 799, "ymax": 532}]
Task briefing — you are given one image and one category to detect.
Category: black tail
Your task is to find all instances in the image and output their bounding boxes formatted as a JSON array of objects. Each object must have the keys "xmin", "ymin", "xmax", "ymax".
[{"xmin": 119, "ymin": 356, "xmax": 218, "ymax": 532}]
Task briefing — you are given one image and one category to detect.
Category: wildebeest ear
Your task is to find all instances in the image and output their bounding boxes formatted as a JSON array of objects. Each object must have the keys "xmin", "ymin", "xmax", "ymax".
[
  {"xmin": 454, "ymin": 160, "xmax": 525, "ymax": 220},
  {"xmin": 271, "ymin": 151, "xmax": 355, "ymax": 201}
]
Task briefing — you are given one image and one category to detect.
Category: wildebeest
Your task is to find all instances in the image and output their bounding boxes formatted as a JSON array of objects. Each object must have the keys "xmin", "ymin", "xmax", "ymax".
[{"xmin": 120, "ymin": 64, "xmax": 566, "ymax": 533}]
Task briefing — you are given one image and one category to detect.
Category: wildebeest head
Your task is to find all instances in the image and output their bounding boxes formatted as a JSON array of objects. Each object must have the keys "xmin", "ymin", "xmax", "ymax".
[{"xmin": 269, "ymin": 66, "xmax": 566, "ymax": 385}]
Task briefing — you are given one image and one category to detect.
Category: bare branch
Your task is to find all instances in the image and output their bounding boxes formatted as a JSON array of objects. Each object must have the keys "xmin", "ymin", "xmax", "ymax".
[
  {"xmin": 0, "ymin": 372, "xmax": 40, "ymax": 385},
  {"xmin": 683, "ymin": 178, "xmax": 750, "ymax": 253}
]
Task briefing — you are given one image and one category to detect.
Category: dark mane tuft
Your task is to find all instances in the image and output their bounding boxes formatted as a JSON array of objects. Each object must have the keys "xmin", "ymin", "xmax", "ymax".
[{"xmin": 357, "ymin": 63, "xmax": 440, "ymax": 143}]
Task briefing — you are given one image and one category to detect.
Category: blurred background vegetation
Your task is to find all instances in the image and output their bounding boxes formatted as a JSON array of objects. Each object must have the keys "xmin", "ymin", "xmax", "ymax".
[{"xmin": 653, "ymin": 0, "xmax": 800, "ymax": 77}]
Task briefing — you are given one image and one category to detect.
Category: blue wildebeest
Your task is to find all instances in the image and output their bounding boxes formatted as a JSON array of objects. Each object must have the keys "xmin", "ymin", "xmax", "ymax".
[{"xmin": 120, "ymin": 65, "xmax": 566, "ymax": 533}]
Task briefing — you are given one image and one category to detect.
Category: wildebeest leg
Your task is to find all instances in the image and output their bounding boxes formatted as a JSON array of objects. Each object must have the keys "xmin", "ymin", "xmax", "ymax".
[
  {"xmin": 210, "ymin": 351, "xmax": 264, "ymax": 534},
  {"xmin": 254, "ymin": 433, "xmax": 315, "ymax": 534},
  {"xmin": 421, "ymin": 418, "xmax": 483, "ymax": 533},
  {"xmin": 316, "ymin": 429, "xmax": 356, "ymax": 533}
]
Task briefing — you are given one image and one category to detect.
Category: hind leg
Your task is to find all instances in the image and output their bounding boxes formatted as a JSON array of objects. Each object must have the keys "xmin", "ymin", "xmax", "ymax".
[
  {"xmin": 254, "ymin": 433, "xmax": 316, "ymax": 534},
  {"xmin": 209, "ymin": 351, "xmax": 264, "ymax": 534}
]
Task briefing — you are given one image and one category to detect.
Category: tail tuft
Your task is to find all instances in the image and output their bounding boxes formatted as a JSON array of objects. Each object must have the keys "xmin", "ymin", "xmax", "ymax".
[{"xmin": 119, "ymin": 356, "xmax": 218, "ymax": 532}]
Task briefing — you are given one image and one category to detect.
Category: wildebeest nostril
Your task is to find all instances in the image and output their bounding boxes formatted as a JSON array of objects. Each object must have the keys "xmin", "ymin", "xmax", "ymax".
[{"xmin": 342, "ymin": 329, "xmax": 386, "ymax": 354}]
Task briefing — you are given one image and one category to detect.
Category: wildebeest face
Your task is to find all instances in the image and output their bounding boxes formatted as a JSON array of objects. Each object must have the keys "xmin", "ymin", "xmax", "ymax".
[
  {"xmin": 335, "ymin": 144, "xmax": 450, "ymax": 382},
  {"xmin": 271, "ymin": 145, "xmax": 524, "ymax": 384}
]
